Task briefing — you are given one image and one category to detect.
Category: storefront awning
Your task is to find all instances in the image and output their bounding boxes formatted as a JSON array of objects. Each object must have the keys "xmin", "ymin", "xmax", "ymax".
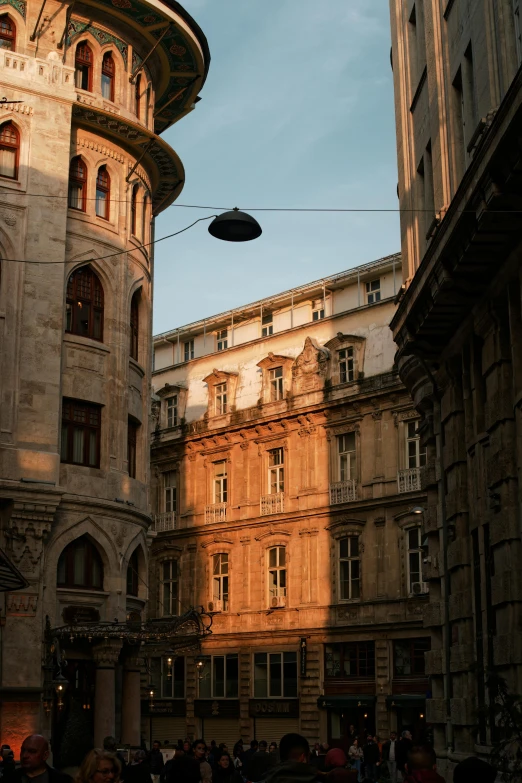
[
  {"xmin": 0, "ymin": 548, "xmax": 27, "ymax": 592},
  {"xmin": 386, "ymin": 695, "xmax": 427, "ymax": 707},
  {"xmin": 318, "ymin": 695, "xmax": 376, "ymax": 710}
]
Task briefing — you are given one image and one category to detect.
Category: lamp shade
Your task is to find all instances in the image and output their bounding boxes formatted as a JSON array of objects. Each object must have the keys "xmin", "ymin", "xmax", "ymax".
[{"xmin": 208, "ymin": 209, "xmax": 262, "ymax": 242}]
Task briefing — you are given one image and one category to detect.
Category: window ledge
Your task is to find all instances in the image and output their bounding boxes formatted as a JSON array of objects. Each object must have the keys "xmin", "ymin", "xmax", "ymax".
[
  {"xmin": 64, "ymin": 333, "xmax": 110, "ymax": 354},
  {"xmin": 409, "ymin": 64, "xmax": 428, "ymax": 113},
  {"xmin": 57, "ymin": 587, "xmax": 109, "ymax": 597},
  {"xmin": 129, "ymin": 356, "xmax": 145, "ymax": 377}
]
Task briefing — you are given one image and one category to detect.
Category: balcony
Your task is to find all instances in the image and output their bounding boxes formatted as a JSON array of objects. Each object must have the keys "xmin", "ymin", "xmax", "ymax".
[
  {"xmin": 205, "ymin": 503, "xmax": 227, "ymax": 524},
  {"xmin": 329, "ymin": 480, "xmax": 357, "ymax": 504},
  {"xmin": 260, "ymin": 492, "xmax": 284, "ymax": 515},
  {"xmin": 152, "ymin": 512, "xmax": 176, "ymax": 532},
  {"xmin": 397, "ymin": 467, "xmax": 422, "ymax": 493}
]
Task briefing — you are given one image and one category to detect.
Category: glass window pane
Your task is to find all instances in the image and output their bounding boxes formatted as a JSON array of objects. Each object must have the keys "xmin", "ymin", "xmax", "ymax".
[
  {"xmin": 339, "ymin": 538, "xmax": 348, "ymax": 558},
  {"xmin": 254, "ymin": 653, "xmax": 268, "ymax": 697},
  {"xmin": 409, "ymin": 528, "xmax": 420, "ymax": 549},
  {"xmin": 283, "ymin": 652, "xmax": 297, "ymax": 697},
  {"xmin": 269, "ymin": 653, "xmax": 282, "ymax": 697},
  {"xmin": 269, "ymin": 548, "xmax": 277, "ymax": 567},
  {"xmin": 340, "ymin": 561, "xmax": 349, "ymax": 600},
  {"xmin": 199, "ymin": 660, "xmax": 211, "ymax": 698},
  {"xmin": 226, "ymin": 654, "xmax": 239, "ymax": 698},
  {"xmin": 72, "ymin": 427, "xmax": 84, "ymax": 463},
  {"xmin": 173, "ymin": 657, "xmax": 185, "ymax": 698},
  {"xmin": 213, "ymin": 656, "xmax": 225, "ymax": 698},
  {"xmin": 350, "ymin": 537, "xmax": 359, "ymax": 557},
  {"xmin": 279, "ymin": 547, "xmax": 286, "ymax": 566},
  {"xmin": 73, "ymin": 541, "xmax": 86, "ymax": 585}
]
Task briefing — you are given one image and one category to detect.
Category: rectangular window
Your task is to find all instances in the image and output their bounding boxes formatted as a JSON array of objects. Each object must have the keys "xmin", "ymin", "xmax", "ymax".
[
  {"xmin": 212, "ymin": 553, "xmax": 229, "ymax": 610},
  {"xmin": 366, "ymin": 279, "xmax": 381, "ymax": 304},
  {"xmin": 164, "ymin": 471, "xmax": 177, "ymax": 514},
  {"xmin": 407, "ymin": 527, "xmax": 423, "ymax": 593},
  {"xmin": 325, "ymin": 642, "xmax": 375, "ymax": 678},
  {"xmin": 254, "ymin": 652, "xmax": 297, "ymax": 697},
  {"xmin": 339, "ymin": 536, "xmax": 360, "ymax": 600},
  {"xmin": 407, "ymin": 421, "xmax": 427, "ymax": 468},
  {"xmin": 127, "ymin": 418, "xmax": 138, "ymax": 478},
  {"xmin": 213, "ymin": 461, "xmax": 228, "ymax": 504},
  {"xmin": 338, "ymin": 433, "xmax": 356, "ymax": 481},
  {"xmin": 268, "ymin": 546, "xmax": 286, "ymax": 599},
  {"xmin": 215, "ymin": 383, "xmax": 227, "ymax": 415},
  {"xmin": 166, "ymin": 396, "xmax": 178, "ymax": 428},
  {"xmin": 393, "ymin": 638, "xmax": 430, "ymax": 677},
  {"xmin": 184, "ymin": 339, "xmax": 194, "ymax": 362},
  {"xmin": 217, "ymin": 329, "xmax": 228, "ymax": 352},
  {"xmin": 262, "ymin": 313, "xmax": 273, "ymax": 337},
  {"xmin": 61, "ymin": 398, "xmax": 101, "ymax": 468},
  {"xmin": 268, "ymin": 447, "xmax": 284, "ymax": 494},
  {"xmin": 198, "ymin": 653, "xmax": 238, "ymax": 698},
  {"xmin": 269, "ymin": 367, "xmax": 284, "ymax": 401},
  {"xmin": 338, "ymin": 348, "xmax": 354, "ymax": 383},
  {"xmin": 161, "ymin": 559, "xmax": 178, "ymax": 617},
  {"xmin": 159, "ymin": 655, "xmax": 185, "ymax": 699}
]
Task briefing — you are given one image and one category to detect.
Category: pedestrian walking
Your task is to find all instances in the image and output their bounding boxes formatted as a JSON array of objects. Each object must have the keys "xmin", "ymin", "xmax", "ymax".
[
  {"xmin": 324, "ymin": 748, "xmax": 358, "ymax": 783},
  {"xmin": 396, "ymin": 733, "xmax": 413, "ymax": 780},
  {"xmin": 348, "ymin": 739, "xmax": 364, "ymax": 782},
  {"xmin": 193, "ymin": 740, "xmax": 212, "ymax": 783},
  {"xmin": 212, "ymin": 754, "xmax": 242, "ymax": 783},
  {"xmin": 3, "ymin": 735, "xmax": 72, "ymax": 783},
  {"xmin": 264, "ymin": 733, "xmax": 318, "ymax": 783},
  {"xmin": 453, "ymin": 757, "xmax": 495, "ymax": 783},
  {"xmin": 76, "ymin": 750, "xmax": 121, "ymax": 783},
  {"xmin": 362, "ymin": 736, "xmax": 380, "ymax": 782},
  {"xmin": 382, "ymin": 733, "xmax": 398, "ymax": 782},
  {"xmin": 123, "ymin": 752, "xmax": 151, "ymax": 783},
  {"xmin": 402, "ymin": 746, "xmax": 445, "ymax": 783},
  {"xmin": 163, "ymin": 748, "xmax": 200, "ymax": 783},
  {"xmin": 148, "ymin": 742, "xmax": 163, "ymax": 783}
]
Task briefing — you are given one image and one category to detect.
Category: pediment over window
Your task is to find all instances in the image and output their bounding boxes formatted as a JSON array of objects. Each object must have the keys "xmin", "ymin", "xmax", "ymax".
[
  {"xmin": 255, "ymin": 527, "xmax": 292, "ymax": 541},
  {"xmin": 257, "ymin": 352, "xmax": 294, "ymax": 371},
  {"xmin": 324, "ymin": 333, "xmax": 365, "ymax": 351},
  {"xmin": 324, "ymin": 333, "xmax": 366, "ymax": 384},
  {"xmin": 155, "ymin": 382, "xmax": 186, "ymax": 399},
  {"xmin": 292, "ymin": 337, "xmax": 329, "ymax": 393},
  {"xmin": 325, "ymin": 517, "xmax": 366, "ymax": 536},
  {"xmin": 203, "ymin": 369, "xmax": 239, "ymax": 417},
  {"xmin": 202, "ymin": 369, "xmax": 238, "ymax": 385},
  {"xmin": 201, "ymin": 537, "xmax": 234, "ymax": 549}
]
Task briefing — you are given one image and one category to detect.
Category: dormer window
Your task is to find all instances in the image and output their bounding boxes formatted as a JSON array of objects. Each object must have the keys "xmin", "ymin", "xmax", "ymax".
[
  {"xmin": 262, "ymin": 313, "xmax": 273, "ymax": 337},
  {"xmin": 215, "ymin": 382, "xmax": 227, "ymax": 415},
  {"xmin": 312, "ymin": 304, "xmax": 325, "ymax": 321},
  {"xmin": 269, "ymin": 367, "xmax": 283, "ymax": 401},
  {"xmin": 366, "ymin": 279, "xmax": 381, "ymax": 304},
  {"xmin": 203, "ymin": 370, "xmax": 238, "ymax": 417},
  {"xmin": 338, "ymin": 347, "xmax": 354, "ymax": 383},
  {"xmin": 257, "ymin": 353, "xmax": 294, "ymax": 405},
  {"xmin": 325, "ymin": 333, "xmax": 365, "ymax": 386},
  {"xmin": 166, "ymin": 395, "xmax": 178, "ymax": 427},
  {"xmin": 217, "ymin": 329, "xmax": 228, "ymax": 351}
]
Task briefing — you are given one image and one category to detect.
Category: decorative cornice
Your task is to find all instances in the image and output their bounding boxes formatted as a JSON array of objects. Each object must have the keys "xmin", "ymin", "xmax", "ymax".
[
  {"xmin": 67, "ymin": 20, "xmax": 128, "ymax": 67},
  {"xmin": 254, "ymin": 528, "xmax": 292, "ymax": 541},
  {"xmin": 1, "ymin": 102, "xmax": 32, "ymax": 115},
  {"xmin": 0, "ymin": 0, "xmax": 25, "ymax": 19},
  {"xmin": 76, "ymin": 137, "xmax": 125, "ymax": 164}
]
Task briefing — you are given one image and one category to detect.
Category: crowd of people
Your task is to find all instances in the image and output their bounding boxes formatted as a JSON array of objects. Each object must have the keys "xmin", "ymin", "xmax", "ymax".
[{"xmin": 0, "ymin": 732, "xmax": 499, "ymax": 783}]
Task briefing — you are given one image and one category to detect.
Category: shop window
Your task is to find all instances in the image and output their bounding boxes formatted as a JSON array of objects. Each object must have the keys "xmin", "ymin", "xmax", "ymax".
[
  {"xmin": 161, "ymin": 559, "xmax": 178, "ymax": 616},
  {"xmin": 57, "ymin": 536, "xmax": 103, "ymax": 589},
  {"xmin": 126, "ymin": 549, "xmax": 139, "ymax": 596},
  {"xmin": 0, "ymin": 15, "xmax": 15, "ymax": 50},
  {"xmin": 393, "ymin": 638, "xmax": 430, "ymax": 677},
  {"xmin": 198, "ymin": 653, "xmax": 238, "ymax": 698},
  {"xmin": 325, "ymin": 642, "xmax": 375, "ymax": 678},
  {"xmin": 253, "ymin": 652, "xmax": 297, "ymax": 697},
  {"xmin": 0, "ymin": 122, "xmax": 19, "ymax": 179},
  {"xmin": 61, "ymin": 398, "xmax": 101, "ymax": 468},
  {"xmin": 75, "ymin": 41, "xmax": 93, "ymax": 91},
  {"xmin": 68, "ymin": 156, "xmax": 87, "ymax": 211},
  {"xmin": 101, "ymin": 52, "xmax": 115, "ymax": 101},
  {"xmin": 212, "ymin": 552, "xmax": 229, "ymax": 610},
  {"xmin": 339, "ymin": 536, "xmax": 360, "ymax": 600},
  {"xmin": 95, "ymin": 165, "xmax": 110, "ymax": 219}
]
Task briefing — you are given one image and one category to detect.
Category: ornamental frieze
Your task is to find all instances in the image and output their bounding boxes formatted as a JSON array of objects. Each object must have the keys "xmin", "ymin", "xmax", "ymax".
[{"xmin": 67, "ymin": 20, "xmax": 128, "ymax": 67}]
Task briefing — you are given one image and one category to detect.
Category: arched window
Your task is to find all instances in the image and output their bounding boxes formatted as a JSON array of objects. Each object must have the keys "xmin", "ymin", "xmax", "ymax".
[
  {"xmin": 75, "ymin": 41, "xmax": 93, "ymax": 91},
  {"xmin": 95, "ymin": 165, "xmax": 110, "ymax": 220},
  {"xmin": 57, "ymin": 536, "xmax": 103, "ymax": 590},
  {"xmin": 66, "ymin": 265, "xmax": 104, "ymax": 341},
  {"xmin": 131, "ymin": 184, "xmax": 138, "ymax": 236},
  {"xmin": 0, "ymin": 15, "xmax": 15, "ymax": 50},
  {"xmin": 101, "ymin": 52, "xmax": 115, "ymax": 101},
  {"xmin": 135, "ymin": 73, "xmax": 141, "ymax": 119},
  {"xmin": 130, "ymin": 290, "xmax": 139, "ymax": 360},
  {"xmin": 68, "ymin": 156, "xmax": 87, "ymax": 211},
  {"xmin": 126, "ymin": 549, "xmax": 139, "ymax": 596},
  {"xmin": 145, "ymin": 84, "xmax": 151, "ymax": 126},
  {"xmin": 141, "ymin": 193, "xmax": 149, "ymax": 244},
  {"xmin": 0, "ymin": 122, "xmax": 19, "ymax": 179}
]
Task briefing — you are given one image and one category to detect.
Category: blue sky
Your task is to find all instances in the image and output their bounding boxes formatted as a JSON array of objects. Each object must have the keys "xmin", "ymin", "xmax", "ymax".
[{"xmin": 153, "ymin": 0, "xmax": 399, "ymax": 334}]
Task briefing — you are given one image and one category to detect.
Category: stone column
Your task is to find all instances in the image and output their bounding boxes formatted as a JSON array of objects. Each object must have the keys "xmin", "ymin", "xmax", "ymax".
[
  {"xmin": 93, "ymin": 644, "xmax": 120, "ymax": 747},
  {"xmin": 121, "ymin": 659, "xmax": 142, "ymax": 747}
]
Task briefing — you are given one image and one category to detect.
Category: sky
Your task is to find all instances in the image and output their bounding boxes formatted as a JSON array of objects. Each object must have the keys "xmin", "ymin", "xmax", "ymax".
[{"xmin": 153, "ymin": 0, "xmax": 399, "ymax": 335}]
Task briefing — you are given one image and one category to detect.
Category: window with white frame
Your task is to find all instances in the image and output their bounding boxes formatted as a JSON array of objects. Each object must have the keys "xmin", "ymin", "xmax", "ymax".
[
  {"xmin": 339, "ymin": 536, "xmax": 360, "ymax": 600},
  {"xmin": 269, "ymin": 367, "xmax": 284, "ymax": 401},
  {"xmin": 262, "ymin": 313, "xmax": 273, "ymax": 337},
  {"xmin": 166, "ymin": 395, "xmax": 178, "ymax": 427},
  {"xmin": 213, "ymin": 461, "xmax": 228, "ymax": 504},
  {"xmin": 407, "ymin": 527, "xmax": 423, "ymax": 594},
  {"xmin": 212, "ymin": 553, "xmax": 229, "ymax": 610},
  {"xmin": 312, "ymin": 303, "xmax": 325, "ymax": 320},
  {"xmin": 338, "ymin": 347, "xmax": 354, "ymax": 383},
  {"xmin": 164, "ymin": 471, "xmax": 177, "ymax": 514},
  {"xmin": 366, "ymin": 279, "xmax": 381, "ymax": 304},
  {"xmin": 338, "ymin": 433, "xmax": 356, "ymax": 481},
  {"xmin": 268, "ymin": 447, "xmax": 284, "ymax": 493},
  {"xmin": 217, "ymin": 329, "xmax": 228, "ymax": 351},
  {"xmin": 198, "ymin": 653, "xmax": 238, "ymax": 698},
  {"xmin": 268, "ymin": 546, "xmax": 286, "ymax": 599},
  {"xmin": 215, "ymin": 382, "xmax": 227, "ymax": 415},
  {"xmin": 406, "ymin": 420, "xmax": 427, "ymax": 468},
  {"xmin": 254, "ymin": 652, "xmax": 298, "ymax": 697},
  {"xmin": 184, "ymin": 339, "xmax": 194, "ymax": 362},
  {"xmin": 161, "ymin": 559, "xmax": 179, "ymax": 616}
]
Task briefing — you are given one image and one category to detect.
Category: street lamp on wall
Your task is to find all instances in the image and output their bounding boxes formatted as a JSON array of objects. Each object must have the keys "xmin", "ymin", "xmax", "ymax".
[{"xmin": 53, "ymin": 672, "xmax": 69, "ymax": 710}]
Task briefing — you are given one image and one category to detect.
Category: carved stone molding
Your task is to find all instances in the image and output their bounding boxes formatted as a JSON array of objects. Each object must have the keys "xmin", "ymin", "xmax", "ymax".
[
  {"xmin": 4, "ymin": 502, "xmax": 56, "ymax": 574},
  {"xmin": 255, "ymin": 527, "xmax": 292, "ymax": 541},
  {"xmin": 93, "ymin": 642, "xmax": 121, "ymax": 667},
  {"xmin": 292, "ymin": 337, "xmax": 329, "ymax": 394},
  {"xmin": 6, "ymin": 592, "xmax": 38, "ymax": 616}
]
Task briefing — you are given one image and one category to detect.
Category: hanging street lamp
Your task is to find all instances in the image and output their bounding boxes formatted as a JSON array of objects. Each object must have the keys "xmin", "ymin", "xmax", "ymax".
[{"xmin": 208, "ymin": 208, "xmax": 262, "ymax": 242}]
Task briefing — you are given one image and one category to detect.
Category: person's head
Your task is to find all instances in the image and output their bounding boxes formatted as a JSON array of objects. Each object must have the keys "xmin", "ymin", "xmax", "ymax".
[
  {"xmin": 152, "ymin": 742, "xmax": 161, "ymax": 752},
  {"xmin": 349, "ymin": 725, "xmax": 355, "ymax": 732},
  {"xmin": 352, "ymin": 739, "xmax": 359, "ymax": 748},
  {"xmin": 210, "ymin": 741, "xmax": 217, "ymax": 748},
  {"xmin": 269, "ymin": 743, "xmax": 277, "ymax": 753},
  {"xmin": 405, "ymin": 746, "xmax": 436, "ymax": 773},
  {"xmin": 259, "ymin": 741, "xmax": 268, "ymax": 752},
  {"xmin": 390, "ymin": 733, "xmax": 397, "ymax": 742},
  {"xmin": 133, "ymin": 751, "xmax": 147, "ymax": 765},
  {"xmin": 321, "ymin": 743, "xmax": 330, "ymax": 753},
  {"xmin": 218, "ymin": 754, "xmax": 231, "ymax": 770},
  {"xmin": 192, "ymin": 740, "xmax": 206, "ymax": 760},
  {"xmin": 21, "ymin": 736, "xmax": 49, "ymax": 775},
  {"xmin": 76, "ymin": 750, "xmax": 121, "ymax": 783},
  {"xmin": 102, "ymin": 739, "xmax": 117, "ymax": 753},
  {"xmin": 402, "ymin": 731, "xmax": 412, "ymax": 741},
  {"xmin": 366, "ymin": 735, "xmax": 374, "ymax": 743},
  {"xmin": 314, "ymin": 743, "xmax": 320, "ymax": 751},
  {"xmin": 250, "ymin": 740, "xmax": 259, "ymax": 751},
  {"xmin": 325, "ymin": 748, "xmax": 347, "ymax": 769},
  {"xmin": 453, "ymin": 757, "xmax": 496, "ymax": 783},
  {"xmin": 183, "ymin": 741, "xmax": 191, "ymax": 753},
  {"xmin": 279, "ymin": 734, "xmax": 310, "ymax": 764}
]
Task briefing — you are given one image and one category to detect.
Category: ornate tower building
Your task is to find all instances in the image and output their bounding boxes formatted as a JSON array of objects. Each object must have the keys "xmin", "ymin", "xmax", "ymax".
[{"xmin": 0, "ymin": 0, "xmax": 208, "ymax": 761}]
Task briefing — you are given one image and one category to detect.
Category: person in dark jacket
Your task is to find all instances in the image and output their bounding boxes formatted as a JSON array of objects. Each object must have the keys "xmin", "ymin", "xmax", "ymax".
[
  {"xmin": 453, "ymin": 757, "xmax": 494, "ymax": 783},
  {"xmin": 122, "ymin": 752, "xmax": 150, "ymax": 783},
  {"xmin": 324, "ymin": 748, "xmax": 358, "ymax": 783},
  {"xmin": 264, "ymin": 733, "xmax": 317, "ymax": 783},
  {"xmin": 241, "ymin": 740, "xmax": 259, "ymax": 769},
  {"xmin": 148, "ymin": 743, "xmax": 163, "ymax": 783},
  {"xmin": 396, "ymin": 733, "xmax": 413, "ymax": 778},
  {"xmin": 382, "ymin": 732, "xmax": 398, "ymax": 782},
  {"xmin": 212, "ymin": 753, "xmax": 242, "ymax": 783},
  {"xmin": 362, "ymin": 737, "xmax": 380, "ymax": 782},
  {"xmin": 245, "ymin": 742, "xmax": 277, "ymax": 782},
  {"xmin": 163, "ymin": 750, "xmax": 200, "ymax": 783},
  {"xmin": 3, "ymin": 735, "xmax": 72, "ymax": 783},
  {"xmin": 402, "ymin": 746, "xmax": 445, "ymax": 783}
]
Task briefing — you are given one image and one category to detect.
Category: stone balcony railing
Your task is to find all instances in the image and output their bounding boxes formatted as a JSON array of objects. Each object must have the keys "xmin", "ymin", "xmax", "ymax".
[
  {"xmin": 152, "ymin": 512, "xmax": 176, "ymax": 532},
  {"xmin": 329, "ymin": 479, "xmax": 357, "ymax": 505},
  {"xmin": 260, "ymin": 492, "xmax": 284, "ymax": 516},
  {"xmin": 205, "ymin": 502, "xmax": 227, "ymax": 524},
  {"xmin": 397, "ymin": 467, "xmax": 422, "ymax": 493},
  {"xmin": 0, "ymin": 50, "xmax": 75, "ymax": 89}
]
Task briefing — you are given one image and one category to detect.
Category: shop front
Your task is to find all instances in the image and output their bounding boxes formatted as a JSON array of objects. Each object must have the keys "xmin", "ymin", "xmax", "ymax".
[
  {"xmin": 250, "ymin": 698, "xmax": 300, "ymax": 743},
  {"xmin": 386, "ymin": 695, "xmax": 428, "ymax": 743},
  {"xmin": 318, "ymin": 695, "xmax": 376, "ymax": 749},
  {"xmin": 141, "ymin": 699, "xmax": 187, "ymax": 748},
  {"xmin": 194, "ymin": 699, "xmax": 240, "ymax": 750}
]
